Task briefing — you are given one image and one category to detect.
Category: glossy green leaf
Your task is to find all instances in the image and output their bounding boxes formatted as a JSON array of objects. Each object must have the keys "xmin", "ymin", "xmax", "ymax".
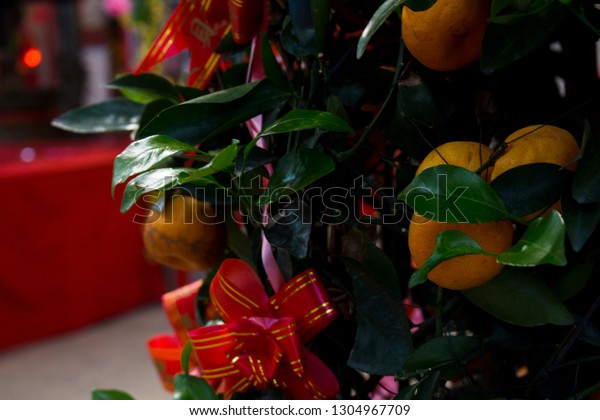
[
  {"xmin": 107, "ymin": 73, "xmax": 180, "ymax": 104},
  {"xmin": 91, "ymin": 389, "xmax": 135, "ymax": 400},
  {"xmin": 413, "ymin": 370, "xmax": 442, "ymax": 400},
  {"xmin": 562, "ymin": 192, "xmax": 600, "ymax": 252},
  {"xmin": 258, "ymin": 109, "xmax": 354, "ymax": 137},
  {"xmin": 259, "ymin": 149, "xmax": 335, "ymax": 205},
  {"xmin": 120, "ymin": 167, "xmax": 197, "ymax": 213},
  {"xmin": 136, "ymin": 80, "xmax": 287, "ymax": 144},
  {"xmin": 573, "ymin": 130, "xmax": 600, "ymax": 203},
  {"xmin": 481, "ymin": 3, "xmax": 564, "ymax": 72},
  {"xmin": 409, "ymin": 230, "xmax": 491, "ymax": 288},
  {"xmin": 357, "ymin": 0, "xmax": 437, "ymax": 58},
  {"xmin": 112, "ymin": 135, "xmax": 197, "ymax": 195},
  {"xmin": 173, "ymin": 374, "xmax": 218, "ymax": 400},
  {"xmin": 311, "ymin": 0, "xmax": 331, "ymax": 50},
  {"xmin": 497, "ymin": 210, "xmax": 567, "ymax": 267},
  {"xmin": 398, "ymin": 165, "xmax": 510, "ymax": 223},
  {"xmin": 462, "ymin": 267, "xmax": 575, "ymax": 326},
  {"xmin": 225, "ymin": 214, "xmax": 255, "ymax": 269},
  {"xmin": 490, "ymin": 163, "xmax": 569, "ymax": 217},
  {"xmin": 183, "ymin": 140, "xmax": 239, "ymax": 184},
  {"xmin": 181, "ymin": 342, "xmax": 193, "ymax": 376},
  {"xmin": 344, "ymin": 246, "xmax": 413, "ymax": 375},
  {"xmin": 552, "ymin": 258, "xmax": 594, "ymax": 301},
  {"xmin": 261, "ymin": 35, "xmax": 289, "ymax": 90},
  {"xmin": 138, "ymin": 99, "xmax": 176, "ymax": 133},
  {"xmin": 264, "ymin": 200, "xmax": 312, "ymax": 258},
  {"xmin": 401, "ymin": 336, "xmax": 482, "ymax": 376},
  {"xmin": 51, "ymin": 98, "xmax": 143, "ymax": 133}
]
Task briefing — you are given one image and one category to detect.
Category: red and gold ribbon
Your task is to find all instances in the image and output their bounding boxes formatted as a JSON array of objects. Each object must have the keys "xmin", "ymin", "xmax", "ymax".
[
  {"xmin": 135, "ymin": 0, "xmax": 267, "ymax": 89},
  {"xmin": 147, "ymin": 280, "xmax": 205, "ymax": 391},
  {"xmin": 189, "ymin": 259, "xmax": 339, "ymax": 399}
]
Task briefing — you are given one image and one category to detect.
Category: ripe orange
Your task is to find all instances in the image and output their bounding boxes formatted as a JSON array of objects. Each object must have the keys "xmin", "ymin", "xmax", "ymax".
[
  {"xmin": 416, "ymin": 141, "xmax": 494, "ymax": 180},
  {"xmin": 409, "ymin": 214, "xmax": 513, "ymax": 290},
  {"xmin": 143, "ymin": 194, "xmax": 226, "ymax": 271},
  {"xmin": 490, "ymin": 125, "xmax": 579, "ymax": 219},
  {"xmin": 401, "ymin": 0, "xmax": 492, "ymax": 71},
  {"xmin": 490, "ymin": 125, "xmax": 579, "ymax": 179},
  {"xmin": 409, "ymin": 141, "xmax": 511, "ymax": 290}
]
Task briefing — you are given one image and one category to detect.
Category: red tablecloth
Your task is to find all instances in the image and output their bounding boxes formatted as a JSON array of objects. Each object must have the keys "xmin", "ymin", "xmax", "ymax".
[{"xmin": 0, "ymin": 139, "xmax": 164, "ymax": 350}]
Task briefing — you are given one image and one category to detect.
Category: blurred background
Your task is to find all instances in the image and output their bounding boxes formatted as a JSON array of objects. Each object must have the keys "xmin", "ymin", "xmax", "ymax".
[{"xmin": 0, "ymin": 0, "xmax": 185, "ymax": 399}]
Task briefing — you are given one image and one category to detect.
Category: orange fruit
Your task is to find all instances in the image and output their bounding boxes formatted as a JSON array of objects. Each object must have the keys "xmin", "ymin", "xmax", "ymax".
[
  {"xmin": 401, "ymin": 0, "xmax": 492, "ymax": 71},
  {"xmin": 416, "ymin": 141, "xmax": 494, "ymax": 180},
  {"xmin": 409, "ymin": 141, "xmax": 511, "ymax": 290},
  {"xmin": 490, "ymin": 125, "xmax": 579, "ymax": 219},
  {"xmin": 490, "ymin": 125, "xmax": 579, "ymax": 179},
  {"xmin": 409, "ymin": 213, "xmax": 513, "ymax": 290},
  {"xmin": 143, "ymin": 194, "xmax": 226, "ymax": 271}
]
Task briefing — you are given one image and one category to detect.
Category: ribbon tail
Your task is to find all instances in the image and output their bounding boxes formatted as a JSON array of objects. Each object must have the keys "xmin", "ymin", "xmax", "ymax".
[
  {"xmin": 135, "ymin": 0, "xmax": 191, "ymax": 74},
  {"xmin": 278, "ymin": 348, "xmax": 339, "ymax": 399}
]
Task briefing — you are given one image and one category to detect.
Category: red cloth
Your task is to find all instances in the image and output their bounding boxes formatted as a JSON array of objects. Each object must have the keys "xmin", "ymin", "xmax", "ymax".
[{"xmin": 0, "ymin": 139, "xmax": 164, "ymax": 350}]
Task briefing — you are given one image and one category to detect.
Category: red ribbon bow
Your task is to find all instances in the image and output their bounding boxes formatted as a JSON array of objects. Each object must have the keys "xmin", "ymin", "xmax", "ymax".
[
  {"xmin": 136, "ymin": 0, "xmax": 267, "ymax": 89},
  {"xmin": 189, "ymin": 259, "xmax": 340, "ymax": 399}
]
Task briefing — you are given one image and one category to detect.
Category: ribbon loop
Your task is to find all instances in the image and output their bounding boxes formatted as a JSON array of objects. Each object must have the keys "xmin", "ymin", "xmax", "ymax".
[{"xmin": 189, "ymin": 258, "xmax": 339, "ymax": 399}]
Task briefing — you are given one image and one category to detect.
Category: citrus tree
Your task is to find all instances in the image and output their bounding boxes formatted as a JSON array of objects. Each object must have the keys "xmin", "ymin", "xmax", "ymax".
[{"xmin": 54, "ymin": 0, "xmax": 600, "ymax": 399}]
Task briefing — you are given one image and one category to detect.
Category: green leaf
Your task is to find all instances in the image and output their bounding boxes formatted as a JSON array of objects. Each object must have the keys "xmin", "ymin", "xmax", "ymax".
[
  {"xmin": 259, "ymin": 149, "xmax": 335, "ymax": 205},
  {"xmin": 225, "ymin": 214, "xmax": 255, "ymax": 269},
  {"xmin": 261, "ymin": 35, "xmax": 289, "ymax": 91},
  {"xmin": 138, "ymin": 99, "xmax": 176, "ymax": 133},
  {"xmin": 183, "ymin": 140, "xmax": 240, "ymax": 184},
  {"xmin": 258, "ymin": 109, "xmax": 354, "ymax": 137},
  {"xmin": 344, "ymin": 246, "xmax": 413, "ymax": 375},
  {"xmin": 120, "ymin": 167, "xmax": 198, "ymax": 213},
  {"xmin": 181, "ymin": 342, "xmax": 193, "ymax": 376},
  {"xmin": 490, "ymin": 163, "xmax": 569, "ymax": 217},
  {"xmin": 311, "ymin": 0, "xmax": 331, "ymax": 50},
  {"xmin": 136, "ymin": 80, "xmax": 287, "ymax": 144},
  {"xmin": 552, "ymin": 258, "xmax": 594, "ymax": 301},
  {"xmin": 462, "ymin": 267, "xmax": 575, "ymax": 326},
  {"xmin": 107, "ymin": 73, "xmax": 180, "ymax": 104},
  {"xmin": 562, "ymin": 192, "xmax": 600, "ymax": 252},
  {"xmin": 409, "ymin": 230, "xmax": 491, "ymax": 288},
  {"xmin": 91, "ymin": 389, "xmax": 135, "ymax": 400},
  {"xmin": 357, "ymin": 0, "xmax": 437, "ymax": 59},
  {"xmin": 497, "ymin": 210, "xmax": 567, "ymax": 267},
  {"xmin": 413, "ymin": 370, "xmax": 442, "ymax": 400},
  {"xmin": 398, "ymin": 165, "xmax": 510, "ymax": 223},
  {"xmin": 51, "ymin": 98, "xmax": 143, "ymax": 133},
  {"xmin": 481, "ymin": 2, "xmax": 565, "ymax": 72},
  {"xmin": 264, "ymin": 200, "xmax": 312, "ymax": 258},
  {"xmin": 173, "ymin": 374, "xmax": 218, "ymax": 400},
  {"xmin": 401, "ymin": 336, "xmax": 482, "ymax": 376},
  {"xmin": 112, "ymin": 135, "xmax": 197, "ymax": 195},
  {"xmin": 573, "ymin": 130, "xmax": 600, "ymax": 203}
]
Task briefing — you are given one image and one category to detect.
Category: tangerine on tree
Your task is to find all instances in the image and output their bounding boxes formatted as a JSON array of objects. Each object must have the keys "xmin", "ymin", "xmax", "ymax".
[
  {"xmin": 401, "ymin": 0, "xmax": 492, "ymax": 71},
  {"xmin": 143, "ymin": 194, "xmax": 226, "ymax": 272},
  {"xmin": 408, "ymin": 141, "xmax": 513, "ymax": 290},
  {"xmin": 490, "ymin": 124, "xmax": 579, "ymax": 179},
  {"xmin": 415, "ymin": 141, "xmax": 494, "ymax": 180},
  {"xmin": 490, "ymin": 124, "xmax": 580, "ymax": 218}
]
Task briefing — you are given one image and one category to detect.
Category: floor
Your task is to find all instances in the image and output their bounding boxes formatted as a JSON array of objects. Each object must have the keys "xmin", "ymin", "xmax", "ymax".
[{"xmin": 0, "ymin": 303, "xmax": 173, "ymax": 400}]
